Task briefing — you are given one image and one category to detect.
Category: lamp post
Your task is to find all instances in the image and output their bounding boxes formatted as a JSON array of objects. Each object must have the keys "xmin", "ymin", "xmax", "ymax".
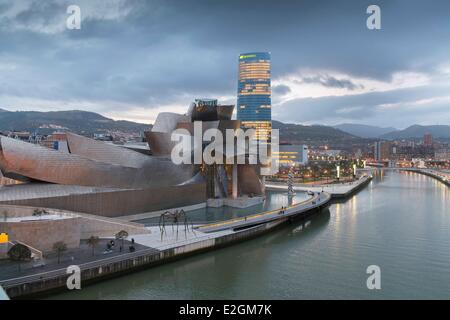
[{"xmin": 287, "ymin": 164, "xmax": 296, "ymax": 196}]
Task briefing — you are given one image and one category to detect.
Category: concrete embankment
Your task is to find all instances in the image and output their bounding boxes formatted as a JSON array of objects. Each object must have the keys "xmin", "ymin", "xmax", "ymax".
[
  {"xmin": 403, "ymin": 168, "xmax": 450, "ymax": 187},
  {"xmin": 0, "ymin": 285, "xmax": 9, "ymax": 300},
  {"xmin": 0, "ymin": 193, "xmax": 331, "ymax": 299},
  {"xmin": 266, "ymin": 174, "xmax": 372, "ymax": 199}
]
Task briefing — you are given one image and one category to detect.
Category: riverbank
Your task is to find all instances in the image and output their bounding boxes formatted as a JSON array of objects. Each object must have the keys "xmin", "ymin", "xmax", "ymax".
[
  {"xmin": 265, "ymin": 174, "xmax": 372, "ymax": 199},
  {"xmin": 403, "ymin": 168, "xmax": 450, "ymax": 187},
  {"xmin": 0, "ymin": 192, "xmax": 331, "ymax": 299},
  {"xmin": 46, "ymin": 170, "xmax": 450, "ymax": 300}
]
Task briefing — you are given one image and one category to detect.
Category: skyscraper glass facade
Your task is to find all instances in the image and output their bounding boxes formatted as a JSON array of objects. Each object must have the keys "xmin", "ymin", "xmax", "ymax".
[{"xmin": 237, "ymin": 52, "xmax": 271, "ymax": 142}]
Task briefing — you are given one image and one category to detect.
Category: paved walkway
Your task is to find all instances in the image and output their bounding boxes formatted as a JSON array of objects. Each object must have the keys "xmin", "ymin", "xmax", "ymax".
[
  {"xmin": 268, "ymin": 176, "xmax": 355, "ymax": 185},
  {"xmin": 128, "ymin": 227, "xmax": 235, "ymax": 251},
  {"xmin": 197, "ymin": 192, "xmax": 330, "ymax": 233},
  {"xmin": 0, "ymin": 239, "xmax": 150, "ymax": 281},
  {"xmin": 266, "ymin": 174, "xmax": 371, "ymax": 196}
]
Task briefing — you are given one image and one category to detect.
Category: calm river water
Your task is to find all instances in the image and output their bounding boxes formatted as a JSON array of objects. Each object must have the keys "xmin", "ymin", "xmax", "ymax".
[{"xmin": 51, "ymin": 170, "xmax": 450, "ymax": 299}]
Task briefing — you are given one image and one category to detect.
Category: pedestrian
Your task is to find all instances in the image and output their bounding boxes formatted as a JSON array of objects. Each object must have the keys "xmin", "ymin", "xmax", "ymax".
[{"xmin": 131, "ymin": 238, "xmax": 135, "ymax": 244}]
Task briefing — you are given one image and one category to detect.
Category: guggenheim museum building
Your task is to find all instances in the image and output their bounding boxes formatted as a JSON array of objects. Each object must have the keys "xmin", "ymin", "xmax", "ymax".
[{"xmin": 0, "ymin": 100, "xmax": 271, "ymax": 219}]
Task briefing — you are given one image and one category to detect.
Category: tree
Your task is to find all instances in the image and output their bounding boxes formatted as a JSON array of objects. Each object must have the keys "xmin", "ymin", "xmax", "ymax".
[
  {"xmin": 7, "ymin": 243, "xmax": 32, "ymax": 271},
  {"xmin": 87, "ymin": 236, "xmax": 100, "ymax": 256},
  {"xmin": 32, "ymin": 208, "xmax": 43, "ymax": 218},
  {"xmin": 115, "ymin": 230, "xmax": 129, "ymax": 251},
  {"xmin": 53, "ymin": 241, "xmax": 67, "ymax": 264},
  {"xmin": 32, "ymin": 208, "xmax": 49, "ymax": 218}
]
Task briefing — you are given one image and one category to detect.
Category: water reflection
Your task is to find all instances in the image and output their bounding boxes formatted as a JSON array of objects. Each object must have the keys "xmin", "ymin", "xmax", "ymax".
[
  {"xmin": 50, "ymin": 170, "xmax": 450, "ymax": 300},
  {"xmin": 137, "ymin": 191, "xmax": 310, "ymax": 225}
]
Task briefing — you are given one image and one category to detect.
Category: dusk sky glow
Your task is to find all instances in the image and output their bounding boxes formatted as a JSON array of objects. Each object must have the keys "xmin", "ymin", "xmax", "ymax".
[{"xmin": 1, "ymin": 0, "xmax": 450, "ymax": 128}]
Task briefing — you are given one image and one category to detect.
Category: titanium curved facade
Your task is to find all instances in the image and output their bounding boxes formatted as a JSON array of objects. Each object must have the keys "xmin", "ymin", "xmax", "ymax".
[
  {"xmin": 0, "ymin": 135, "xmax": 193, "ymax": 189},
  {"xmin": 65, "ymin": 132, "xmax": 150, "ymax": 168},
  {"xmin": 0, "ymin": 98, "xmax": 264, "ymax": 216},
  {"xmin": 237, "ymin": 52, "xmax": 272, "ymax": 142}
]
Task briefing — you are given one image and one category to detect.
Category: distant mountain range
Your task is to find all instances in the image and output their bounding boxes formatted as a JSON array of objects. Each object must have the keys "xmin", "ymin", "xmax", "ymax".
[
  {"xmin": 380, "ymin": 125, "xmax": 450, "ymax": 140},
  {"xmin": 0, "ymin": 108, "xmax": 361, "ymax": 144},
  {"xmin": 1, "ymin": 108, "xmax": 448, "ymax": 143},
  {"xmin": 335, "ymin": 123, "xmax": 450, "ymax": 140},
  {"xmin": 0, "ymin": 108, "xmax": 150, "ymax": 135},
  {"xmin": 333, "ymin": 123, "xmax": 397, "ymax": 138},
  {"xmin": 273, "ymin": 120, "xmax": 359, "ymax": 144}
]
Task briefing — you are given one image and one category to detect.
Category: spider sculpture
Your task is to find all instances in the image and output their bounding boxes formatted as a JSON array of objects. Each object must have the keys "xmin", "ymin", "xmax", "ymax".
[{"xmin": 158, "ymin": 209, "xmax": 194, "ymax": 240}]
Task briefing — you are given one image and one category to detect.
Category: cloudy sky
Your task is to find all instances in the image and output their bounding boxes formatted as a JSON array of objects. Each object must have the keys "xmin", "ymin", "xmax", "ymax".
[{"xmin": 1, "ymin": 0, "xmax": 450, "ymax": 128}]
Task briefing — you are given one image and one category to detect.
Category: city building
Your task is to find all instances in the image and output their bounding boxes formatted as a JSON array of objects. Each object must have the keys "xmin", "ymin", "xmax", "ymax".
[
  {"xmin": 39, "ymin": 131, "xmax": 69, "ymax": 152},
  {"xmin": 237, "ymin": 52, "xmax": 272, "ymax": 143},
  {"xmin": 412, "ymin": 158, "xmax": 426, "ymax": 168},
  {"xmin": 374, "ymin": 141, "xmax": 391, "ymax": 161},
  {"xmin": 6, "ymin": 131, "xmax": 31, "ymax": 142},
  {"xmin": 273, "ymin": 144, "xmax": 309, "ymax": 167},
  {"xmin": 311, "ymin": 149, "xmax": 342, "ymax": 159},
  {"xmin": 423, "ymin": 133, "xmax": 433, "ymax": 147},
  {"xmin": 435, "ymin": 148, "xmax": 450, "ymax": 161}
]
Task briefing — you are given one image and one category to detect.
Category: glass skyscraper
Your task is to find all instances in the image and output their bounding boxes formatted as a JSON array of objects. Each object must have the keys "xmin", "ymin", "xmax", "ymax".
[{"xmin": 237, "ymin": 52, "xmax": 271, "ymax": 142}]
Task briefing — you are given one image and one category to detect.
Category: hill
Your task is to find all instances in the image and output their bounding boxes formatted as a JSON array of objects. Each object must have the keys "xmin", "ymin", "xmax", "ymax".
[
  {"xmin": 272, "ymin": 120, "xmax": 360, "ymax": 144},
  {"xmin": 0, "ymin": 109, "xmax": 150, "ymax": 135},
  {"xmin": 380, "ymin": 125, "xmax": 450, "ymax": 139},
  {"xmin": 0, "ymin": 108, "xmax": 366, "ymax": 145},
  {"xmin": 334, "ymin": 123, "xmax": 397, "ymax": 138}
]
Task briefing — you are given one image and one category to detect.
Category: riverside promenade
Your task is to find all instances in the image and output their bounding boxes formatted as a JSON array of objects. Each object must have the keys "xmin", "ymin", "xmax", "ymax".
[
  {"xmin": 0, "ymin": 191, "xmax": 331, "ymax": 299},
  {"xmin": 265, "ymin": 174, "xmax": 372, "ymax": 199},
  {"xmin": 403, "ymin": 168, "xmax": 450, "ymax": 187}
]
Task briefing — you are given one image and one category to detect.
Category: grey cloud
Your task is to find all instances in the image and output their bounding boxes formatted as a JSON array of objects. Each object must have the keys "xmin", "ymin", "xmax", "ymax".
[
  {"xmin": 0, "ymin": 0, "xmax": 450, "ymax": 125},
  {"xmin": 14, "ymin": 1, "xmax": 66, "ymax": 26},
  {"xmin": 273, "ymin": 85, "xmax": 291, "ymax": 95},
  {"xmin": 297, "ymin": 75, "xmax": 363, "ymax": 90},
  {"xmin": 274, "ymin": 85, "xmax": 450, "ymax": 128}
]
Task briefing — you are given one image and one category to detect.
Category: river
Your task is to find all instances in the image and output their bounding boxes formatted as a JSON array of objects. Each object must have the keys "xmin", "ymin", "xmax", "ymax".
[{"xmin": 50, "ymin": 169, "xmax": 450, "ymax": 299}]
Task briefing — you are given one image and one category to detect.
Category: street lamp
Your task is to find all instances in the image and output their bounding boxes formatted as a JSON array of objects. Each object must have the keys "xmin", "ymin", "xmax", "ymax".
[{"xmin": 287, "ymin": 163, "xmax": 296, "ymax": 196}]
